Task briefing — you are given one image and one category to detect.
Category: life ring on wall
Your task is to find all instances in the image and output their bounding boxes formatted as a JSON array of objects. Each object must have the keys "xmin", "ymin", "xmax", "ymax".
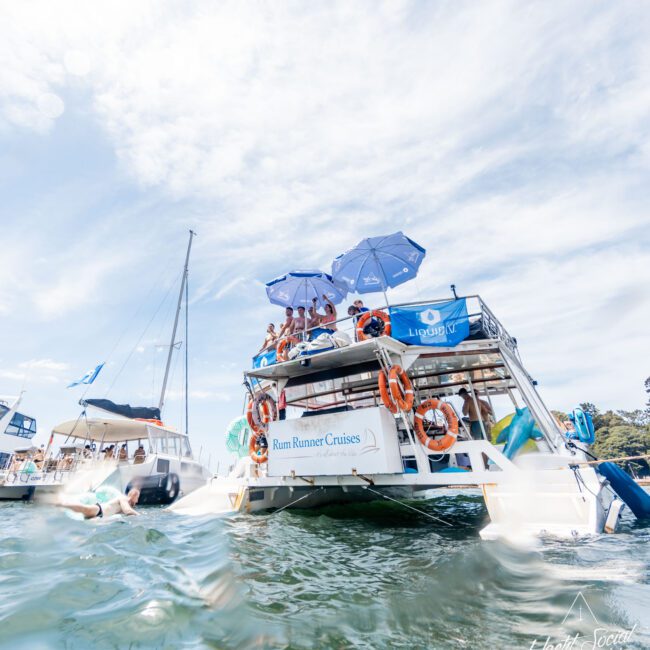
[
  {"xmin": 249, "ymin": 432, "xmax": 268, "ymax": 464},
  {"xmin": 378, "ymin": 369, "xmax": 398, "ymax": 413},
  {"xmin": 246, "ymin": 393, "xmax": 277, "ymax": 435},
  {"xmin": 414, "ymin": 398, "xmax": 459, "ymax": 452},
  {"xmin": 276, "ymin": 336, "xmax": 299, "ymax": 362},
  {"xmin": 388, "ymin": 366, "xmax": 414, "ymax": 411},
  {"xmin": 356, "ymin": 310, "xmax": 392, "ymax": 342}
]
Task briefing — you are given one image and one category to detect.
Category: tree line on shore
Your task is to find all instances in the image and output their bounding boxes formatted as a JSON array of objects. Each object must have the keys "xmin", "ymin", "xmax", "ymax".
[{"xmin": 553, "ymin": 377, "xmax": 650, "ymax": 477}]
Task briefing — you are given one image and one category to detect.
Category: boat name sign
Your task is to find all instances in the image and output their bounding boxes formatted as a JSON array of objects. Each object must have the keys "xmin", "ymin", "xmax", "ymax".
[{"xmin": 267, "ymin": 406, "xmax": 403, "ymax": 477}]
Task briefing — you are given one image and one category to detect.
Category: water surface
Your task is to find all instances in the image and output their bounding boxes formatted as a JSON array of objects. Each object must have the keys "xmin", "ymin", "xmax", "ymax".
[{"xmin": 0, "ymin": 491, "xmax": 648, "ymax": 649}]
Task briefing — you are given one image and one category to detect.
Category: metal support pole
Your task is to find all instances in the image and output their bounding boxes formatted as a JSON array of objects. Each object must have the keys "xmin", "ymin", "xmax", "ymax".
[{"xmin": 465, "ymin": 372, "xmax": 488, "ymax": 441}]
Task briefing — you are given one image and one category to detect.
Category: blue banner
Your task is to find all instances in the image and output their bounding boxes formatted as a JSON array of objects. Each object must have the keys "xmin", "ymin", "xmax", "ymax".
[
  {"xmin": 67, "ymin": 362, "xmax": 105, "ymax": 388},
  {"xmin": 389, "ymin": 299, "xmax": 469, "ymax": 347},
  {"xmin": 252, "ymin": 347, "xmax": 277, "ymax": 368}
]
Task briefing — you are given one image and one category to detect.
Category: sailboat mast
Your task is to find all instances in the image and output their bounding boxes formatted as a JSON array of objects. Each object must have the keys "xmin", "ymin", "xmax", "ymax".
[
  {"xmin": 159, "ymin": 229, "xmax": 195, "ymax": 413},
  {"xmin": 184, "ymin": 265, "xmax": 189, "ymax": 436}
]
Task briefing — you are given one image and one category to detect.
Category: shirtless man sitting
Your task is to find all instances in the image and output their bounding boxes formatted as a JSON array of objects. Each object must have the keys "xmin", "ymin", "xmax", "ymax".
[{"xmin": 59, "ymin": 488, "xmax": 141, "ymax": 519}]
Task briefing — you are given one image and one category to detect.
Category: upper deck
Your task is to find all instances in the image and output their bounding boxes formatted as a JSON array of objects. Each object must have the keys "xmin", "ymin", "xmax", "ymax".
[{"xmin": 247, "ymin": 295, "xmax": 520, "ymax": 388}]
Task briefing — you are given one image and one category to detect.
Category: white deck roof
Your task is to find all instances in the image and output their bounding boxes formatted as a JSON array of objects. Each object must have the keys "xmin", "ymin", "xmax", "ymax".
[{"xmin": 51, "ymin": 418, "xmax": 184, "ymax": 443}]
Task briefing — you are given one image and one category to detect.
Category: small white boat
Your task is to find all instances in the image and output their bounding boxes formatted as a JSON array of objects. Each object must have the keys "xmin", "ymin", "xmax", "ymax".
[
  {"xmin": 0, "ymin": 394, "xmax": 40, "ymax": 500},
  {"xmin": 171, "ymin": 294, "xmax": 623, "ymax": 539},
  {"xmin": 20, "ymin": 415, "xmax": 211, "ymax": 503}
]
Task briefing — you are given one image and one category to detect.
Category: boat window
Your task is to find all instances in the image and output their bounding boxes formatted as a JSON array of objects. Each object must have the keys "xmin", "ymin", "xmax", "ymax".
[
  {"xmin": 0, "ymin": 404, "xmax": 9, "ymax": 420},
  {"xmin": 181, "ymin": 437, "xmax": 192, "ymax": 457},
  {"xmin": 285, "ymin": 370, "xmax": 379, "ymax": 415},
  {"xmin": 502, "ymin": 354, "xmax": 560, "ymax": 439},
  {"xmin": 4, "ymin": 413, "xmax": 37, "ymax": 439}
]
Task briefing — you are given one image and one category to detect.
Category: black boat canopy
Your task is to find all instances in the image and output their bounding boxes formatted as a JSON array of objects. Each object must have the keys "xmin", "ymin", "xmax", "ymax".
[{"xmin": 80, "ymin": 399, "xmax": 161, "ymax": 421}]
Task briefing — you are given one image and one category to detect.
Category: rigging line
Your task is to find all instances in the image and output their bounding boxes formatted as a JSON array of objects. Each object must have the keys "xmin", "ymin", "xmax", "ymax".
[
  {"xmin": 270, "ymin": 487, "xmax": 324, "ymax": 515},
  {"xmin": 104, "ymin": 270, "xmax": 183, "ymax": 399},
  {"xmin": 102, "ymin": 262, "xmax": 176, "ymax": 363},
  {"xmin": 364, "ymin": 486, "xmax": 454, "ymax": 527},
  {"xmin": 166, "ymin": 331, "xmax": 184, "ymax": 428}
]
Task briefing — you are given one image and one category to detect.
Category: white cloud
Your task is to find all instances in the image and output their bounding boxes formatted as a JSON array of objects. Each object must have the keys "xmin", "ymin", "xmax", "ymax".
[
  {"xmin": 1, "ymin": 1, "xmax": 649, "ymax": 456},
  {"xmin": 19, "ymin": 359, "xmax": 69, "ymax": 371}
]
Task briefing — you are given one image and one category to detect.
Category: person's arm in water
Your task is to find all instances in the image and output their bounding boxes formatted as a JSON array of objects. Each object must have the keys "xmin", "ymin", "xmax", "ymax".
[{"xmin": 118, "ymin": 495, "xmax": 139, "ymax": 516}]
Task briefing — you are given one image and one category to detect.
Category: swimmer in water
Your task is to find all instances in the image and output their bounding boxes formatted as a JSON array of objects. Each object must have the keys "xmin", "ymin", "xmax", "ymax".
[{"xmin": 58, "ymin": 487, "xmax": 141, "ymax": 519}]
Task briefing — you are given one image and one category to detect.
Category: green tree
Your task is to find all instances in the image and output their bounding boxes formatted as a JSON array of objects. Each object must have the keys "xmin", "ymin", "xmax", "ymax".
[{"xmin": 593, "ymin": 424, "xmax": 650, "ymax": 476}]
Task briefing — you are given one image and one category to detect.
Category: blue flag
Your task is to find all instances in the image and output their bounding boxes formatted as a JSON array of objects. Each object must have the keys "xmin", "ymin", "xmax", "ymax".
[
  {"xmin": 389, "ymin": 300, "xmax": 469, "ymax": 347},
  {"xmin": 252, "ymin": 348, "xmax": 277, "ymax": 369},
  {"xmin": 67, "ymin": 362, "xmax": 105, "ymax": 388}
]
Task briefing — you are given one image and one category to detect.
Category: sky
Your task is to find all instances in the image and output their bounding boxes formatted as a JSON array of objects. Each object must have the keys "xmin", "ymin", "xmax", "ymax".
[{"xmin": 1, "ymin": 1, "xmax": 649, "ymax": 470}]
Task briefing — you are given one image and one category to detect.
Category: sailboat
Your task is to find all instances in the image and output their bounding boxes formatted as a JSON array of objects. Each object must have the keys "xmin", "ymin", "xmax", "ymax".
[{"xmin": 12, "ymin": 231, "xmax": 211, "ymax": 503}]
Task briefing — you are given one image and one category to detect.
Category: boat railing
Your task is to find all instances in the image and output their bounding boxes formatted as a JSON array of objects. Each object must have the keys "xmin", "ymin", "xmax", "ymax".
[{"xmin": 258, "ymin": 294, "xmax": 518, "ymax": 359}]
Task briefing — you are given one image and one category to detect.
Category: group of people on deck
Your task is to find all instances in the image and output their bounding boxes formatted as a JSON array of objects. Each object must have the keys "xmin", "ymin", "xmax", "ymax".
[{"xmin": 258, "ymin": 297, "xmax": 370, "ymax": 354}]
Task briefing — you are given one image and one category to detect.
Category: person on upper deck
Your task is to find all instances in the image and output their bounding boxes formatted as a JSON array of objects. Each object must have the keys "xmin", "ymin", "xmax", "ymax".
[
  {"xmin": 319, "ymin": 294, "xmax": 337, "ymax": 331},
  {"xmin": 118, "ymin": 444, "xmax": 128, "ymax": 462},
  {"xmin": 258, "ymin": 323, "xmax": 278, "ymax": 354},
  {"xmin": 307, "ymin": 299, "xmax": 321, "ymax": 331},
  {"xmin": 278, "ymin": 307, "xmax": 294, "ymax": 338},
  {"xmin": 354, "ymin": 299, "xmax": 369, "ymax": 313},
  {"xmin": 458, "ymin": 388, "xmax": 493, "ymax": 440},
  {"xmin": 291, "ymin": 306, "xmax": 307, "ymax": 337}
]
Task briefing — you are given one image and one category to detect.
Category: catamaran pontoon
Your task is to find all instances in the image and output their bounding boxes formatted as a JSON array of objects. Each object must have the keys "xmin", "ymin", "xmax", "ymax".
[{"xmin": 171, "ymin": 295, "xmax": 626, "ymax": 538}]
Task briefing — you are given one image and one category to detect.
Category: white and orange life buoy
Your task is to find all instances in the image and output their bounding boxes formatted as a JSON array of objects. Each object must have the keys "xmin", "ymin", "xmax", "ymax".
[
  {"xmin": 378, "ymin": 369, "xmax": 398, "ymax": 413},
  {"xmin": 276, "ymin": 336, "xmax": 298, "ymax": 362},
  {"xmin": 356, "ymin": 310, "xmax": 392, "ymax": 341},
  {"xmin": 413, "ymin": 398, "xmax": 459, "ymax": 452},
  {"xmin": 388, "ymin": 365, "xmax": 414, "ymax": 411},
  {"xmin": 249, "ymin": 431, "xmax": 268, "ymax": 464},
  {"xmin": 245, "ymin": 393, "xmax": 277, "ymax": 435}
]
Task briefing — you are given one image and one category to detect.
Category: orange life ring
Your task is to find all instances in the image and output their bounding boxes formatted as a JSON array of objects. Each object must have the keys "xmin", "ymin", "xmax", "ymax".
[
  {"xmin": 378, "ymin": 369, "xmax": 398, "ymax": 413},
  {"xmin": 246, "ymin": 393, "xmax": 277, "ymax": 435},
  {"xmin": 388, "ymin": 366, "xmax": 414, "ymax": 411},
  {"xmin": 135, "ymin": 418, "xmax": 165, "ymax": 427},
  {"xmin": 276, "ymin": 336, "xmax": 298, "ymax": 362},
  {"xmin": 356, "ymin": 310, "xmax": 392, "ymax": 341},
  {"xmin": 246, "ymin": 399, "xmax": 270, "ymax": 435},
  {"xmin": 413, "ymin": 398, "xmax": 459, "ymax": 452},
  {"xmin": 249, "ymin": 431, "xmax": 268, "ymax": 464}
]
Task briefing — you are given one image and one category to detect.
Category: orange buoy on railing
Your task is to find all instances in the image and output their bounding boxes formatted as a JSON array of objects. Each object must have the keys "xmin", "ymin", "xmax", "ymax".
[
  {"xmin": 135, "ymin": 418, "xmax": 165, "ymax": 427},
  {"xmin": 276, "ymin": 336, "xmax": 299, "ymax": 362},
  {"xmin": 388, "ymin": 365, "xmax": 414, "ymax": 411},
  {"xmin": 356, "ymin": 310, "xmax": 391, "ymax": 341},
  {"xmin": 378, "ymin": 369, "xmax": 398, "ymax": 413},
  {"xmin": 413, "ymin": 398, "xmax": 459, "ymax": 452}
]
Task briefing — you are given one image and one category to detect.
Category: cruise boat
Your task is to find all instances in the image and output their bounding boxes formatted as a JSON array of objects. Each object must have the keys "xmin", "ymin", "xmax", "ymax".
[
  {"xmin": 171, "ymin": 294, "xmax": 626, "ymax": 538},
  {"xmin": 0, "ymin": 394, "xmax": 40, "ymax": 500}
]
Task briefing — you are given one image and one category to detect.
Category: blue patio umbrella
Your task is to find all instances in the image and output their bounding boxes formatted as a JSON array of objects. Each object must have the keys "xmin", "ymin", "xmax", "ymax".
[
  {"xmin": 331, "ymin": 231, "xmax": 426, "ymax": 304},
  {"xmin": 265, "ymin": 269, "xmax": 348, "ymax": 312}
]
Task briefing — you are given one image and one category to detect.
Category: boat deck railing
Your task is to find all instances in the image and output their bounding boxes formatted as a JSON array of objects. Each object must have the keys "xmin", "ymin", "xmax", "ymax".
[{"xmin": 257, "ymin": 294, "xmax": 518, "ymax": 361}]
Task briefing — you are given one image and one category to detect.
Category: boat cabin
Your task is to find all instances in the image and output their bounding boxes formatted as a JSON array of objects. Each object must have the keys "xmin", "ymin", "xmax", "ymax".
[{"xmin": 244, "ymin": 295, "xmax": 563, "ymax": 483}]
